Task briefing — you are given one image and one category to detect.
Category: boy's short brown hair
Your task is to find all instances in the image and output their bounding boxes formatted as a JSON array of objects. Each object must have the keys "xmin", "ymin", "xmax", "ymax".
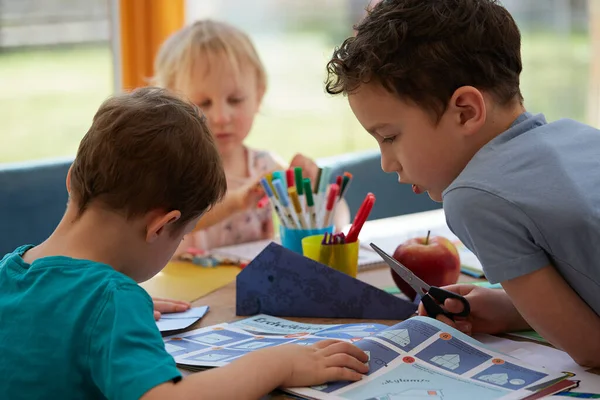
[
  {"xmin": 70, "ymin": 87, "xmax": 226, "ymax": 232},
  {"xmin": 326, "ymin": 0, "xmax": 523, "ymax": 120}
]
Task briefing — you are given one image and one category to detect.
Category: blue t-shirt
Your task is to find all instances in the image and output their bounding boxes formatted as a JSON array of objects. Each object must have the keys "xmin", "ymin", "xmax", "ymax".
[
  {"xmin": 443, "ymin": 112, "xmax": 600, "ymax": 316},
  {"xmin": 0, "ymin": 245, "xmax": 181, "ymax": 400}
]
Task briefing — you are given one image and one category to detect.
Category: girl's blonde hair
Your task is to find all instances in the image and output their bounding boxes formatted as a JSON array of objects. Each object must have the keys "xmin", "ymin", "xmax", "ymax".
[{"xmin": 152, "ymin": 19, "xmax": 267, "ymax": 93}]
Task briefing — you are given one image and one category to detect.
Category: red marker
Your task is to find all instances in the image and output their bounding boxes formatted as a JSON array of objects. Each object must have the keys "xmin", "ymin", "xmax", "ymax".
[
  {"xmin": 286, "ymin": 169, "xmax": 295, "ymax": 188},
  {"xmin": 257, "ymin": 195, "xmax": 270, "ymax": 208},
  {"xmin": 322, "ymin": 183, "xmax": 339, "ymax": 228},
  {"xmin": 345, "ymin": 193, "xmax": 375, "ymax": 243}
]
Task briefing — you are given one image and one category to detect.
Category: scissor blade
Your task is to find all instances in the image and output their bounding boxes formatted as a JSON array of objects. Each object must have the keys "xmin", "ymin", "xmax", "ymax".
[{"xmin": 370, "ymin": 243, "xmax": 431, "ymax": 294}]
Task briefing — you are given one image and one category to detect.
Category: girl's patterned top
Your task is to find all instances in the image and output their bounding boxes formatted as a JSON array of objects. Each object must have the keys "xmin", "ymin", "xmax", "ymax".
[{"xmin": 175, "ymin": 147, "xmax": 282, "ymax": 254}]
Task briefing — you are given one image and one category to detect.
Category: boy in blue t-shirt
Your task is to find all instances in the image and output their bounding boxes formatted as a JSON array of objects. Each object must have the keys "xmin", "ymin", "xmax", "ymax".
[
  {"xmin": 0, "ymin": 87, "xmax": 368, "ymax": 399},
  {"xmin": 326, "ymin": 0, "xmax": 600, "ymax": 367}
]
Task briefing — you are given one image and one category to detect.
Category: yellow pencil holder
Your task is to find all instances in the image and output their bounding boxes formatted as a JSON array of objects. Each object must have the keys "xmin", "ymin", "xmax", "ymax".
[{"xmin": 301, "ymin": 234, "xmax": 360, "ymax": 278}]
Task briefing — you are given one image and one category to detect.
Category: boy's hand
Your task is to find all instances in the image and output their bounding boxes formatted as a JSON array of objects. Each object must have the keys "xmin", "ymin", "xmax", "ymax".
[
  {"xmin": 268, "ymin": 340, "xmax": 369, "ymax": 388},
  {"xmin": 290, "ymin": 153, "xmax": 319, "ymax": 183},
  {"xmin": 417, "ymin": 284, "xmax": 529, "ymax": 335},
  {"xmin": 152, "ymin": 297, "xmax": 191, "ymax": 320}
]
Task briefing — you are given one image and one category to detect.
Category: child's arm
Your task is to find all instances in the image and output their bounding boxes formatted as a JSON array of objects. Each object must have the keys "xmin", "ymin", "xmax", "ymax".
[
  {"xmin": 502, "ymin": 265, "xmax": 600, "ymax": 367},
  {"xmin": 440, "ymin": 187, "xmax": 600, "ymax": 367},
  {"xmin": 193, "ymin": 177, "xmax": 266, "ymax": 231},
  {"xmin": 420, "ymin": 270, "xmax": 600, "ymax": 367},
  {"xmin": 141, "ymin": 340, "xmax": 368, "ymax": 400}
]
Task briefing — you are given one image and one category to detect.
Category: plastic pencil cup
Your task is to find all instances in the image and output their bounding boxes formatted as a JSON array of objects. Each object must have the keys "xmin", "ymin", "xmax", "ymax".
[
  {"xmin": 301, "ymin": 235, "xmax": 360, "ymax": 278},
  {"xmin": 279, "ymin": 225, "xmax": 334, "ymax": 254}
]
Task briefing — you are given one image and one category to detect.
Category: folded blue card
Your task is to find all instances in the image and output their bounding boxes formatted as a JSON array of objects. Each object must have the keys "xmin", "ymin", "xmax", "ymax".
[
  {"xmin": 156, "ymin": 306, "xmax": 209, "ymax": 332},
  {"xmin": 236, "ymin": 242, "xmax": 417, "ymax": 320}
]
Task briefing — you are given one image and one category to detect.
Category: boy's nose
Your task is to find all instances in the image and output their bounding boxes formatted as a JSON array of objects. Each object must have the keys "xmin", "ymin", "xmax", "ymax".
[{"xmin": 380, "ymin": 151, "xmax": 399, "ymax": 174}]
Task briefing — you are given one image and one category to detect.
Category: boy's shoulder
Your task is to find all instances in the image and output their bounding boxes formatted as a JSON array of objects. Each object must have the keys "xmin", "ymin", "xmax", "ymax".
[
  {"xmin": 1, "ymin": 245, "xmax": 147, "ymax": 304},
  {"xmin": 446, "ymin": 113, "xmax": 599, "ymax": 195}
]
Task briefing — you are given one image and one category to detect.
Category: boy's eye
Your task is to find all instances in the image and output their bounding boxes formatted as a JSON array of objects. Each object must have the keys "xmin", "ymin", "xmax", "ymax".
[
  {"xmin": 198, "ymin": 100, "xmax": 212, "ymax": 109},
  {"xmin": 382, "ymin": 136, "xmax": 395, "ymax": 144}
]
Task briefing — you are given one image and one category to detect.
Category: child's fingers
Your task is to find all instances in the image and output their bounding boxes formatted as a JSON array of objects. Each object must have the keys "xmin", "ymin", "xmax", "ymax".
[
  {"xmin": 417, "ymin": 302, "xmax": 428, "ymax": 316},
  {"xmin": 154, "ymin": 300, "xmax": 190, "ymax": 314},
  {"xmin": 153, "ymin": 297, "xmax": 191, "ymax": 306},
  {"xmin": 153, "ymin": 310, "xmax": 161, "ymax": 321},
  {"xmin": 454, "ymin": 320, "xmax": 472, "ymax": 335},
  {"xmin": 323, "ymin": 366, "xmax": 364, "ymax": 383},
  {"xmin": 444, "ymin": 298, "xmax": 467, "ymax": 314},
  {"xmin": 311, "ymin": 339, "xmax": 343, "ymax": 350},
  {"xmin": 435, "ymin": 314, "xmax": 458, "ymax": 329},
  {"xmin": 325, "ymin": 354, "xmax": 369, "ymax": 373},
  {"xmin": 318, "ymin": 341, "xmax": 368, "ymax": 362}
]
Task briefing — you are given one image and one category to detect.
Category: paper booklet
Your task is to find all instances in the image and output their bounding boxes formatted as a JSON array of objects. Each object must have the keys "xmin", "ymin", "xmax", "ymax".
[{"xmin": 163, "ymin": 314, "xmax": 576, "ymax": 400}]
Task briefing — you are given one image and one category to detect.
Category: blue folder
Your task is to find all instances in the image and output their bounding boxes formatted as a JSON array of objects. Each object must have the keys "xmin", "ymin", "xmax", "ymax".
[{"xmin": 236, "ymin": 242, "xmax": 418, "ymax": 320}]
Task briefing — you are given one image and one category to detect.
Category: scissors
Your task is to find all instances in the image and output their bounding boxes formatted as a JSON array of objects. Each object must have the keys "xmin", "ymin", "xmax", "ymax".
[{"xmin": 370, "ymin": 243, "xmax": 470, "ymax": 320}]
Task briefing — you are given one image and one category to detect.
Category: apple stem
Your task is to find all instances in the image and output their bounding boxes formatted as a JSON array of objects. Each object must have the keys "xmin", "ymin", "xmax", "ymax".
[{"xmin": 425, "ymin": 230, "xmax": 431, "ymax": 245}]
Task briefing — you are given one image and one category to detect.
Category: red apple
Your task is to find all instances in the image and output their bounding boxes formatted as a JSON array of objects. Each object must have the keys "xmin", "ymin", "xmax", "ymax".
[{"xmin": 391, "ymin": 231, "xmax": 461, "ymax": 300}]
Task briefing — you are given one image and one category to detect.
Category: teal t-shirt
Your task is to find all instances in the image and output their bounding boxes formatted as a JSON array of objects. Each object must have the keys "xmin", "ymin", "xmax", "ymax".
[{"xmin": 0, "ymin": 245, "xmax": 181, "ymax": 400}]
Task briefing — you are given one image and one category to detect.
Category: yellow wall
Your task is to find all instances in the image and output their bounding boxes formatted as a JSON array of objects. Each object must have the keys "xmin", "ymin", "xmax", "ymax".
[{"xmin": 118, "ymin": 0, "xmax": 185, "ymax": 90}]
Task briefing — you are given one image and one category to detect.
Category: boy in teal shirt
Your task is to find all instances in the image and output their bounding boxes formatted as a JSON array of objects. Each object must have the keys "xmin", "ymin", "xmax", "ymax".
[
  {"xmin": 326, "ymin": 0, "xmax": 600, "ymax": 367},
  {"xmin": 0, "ymin": 87, "xmax": 368, "ymax": 399}
]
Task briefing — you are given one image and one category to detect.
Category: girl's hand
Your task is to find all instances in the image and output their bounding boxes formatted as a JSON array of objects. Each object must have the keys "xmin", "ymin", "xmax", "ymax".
[
  {"xmin": 290, "ymin": 153, "xmax": 319, "ymax": 183},
  {"xmin": 231, "ymin": 176, "xmax": 267, "ymax": 211}
]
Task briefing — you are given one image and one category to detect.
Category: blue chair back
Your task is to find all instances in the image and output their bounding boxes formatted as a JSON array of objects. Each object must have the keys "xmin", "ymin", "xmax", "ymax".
[
  {"xmin": 0, "ymin": 158, "xmax": 72, "ymax": 257},
  {"xmin": 0, "ymin": 151, "xmax": 442, "ymax": 257},
  {"xmin": 318, "ymin": 150, "xmax": 441, "ymax": 221}
]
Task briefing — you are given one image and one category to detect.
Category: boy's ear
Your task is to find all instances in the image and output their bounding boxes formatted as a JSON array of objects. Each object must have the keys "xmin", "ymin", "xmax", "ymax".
[
  {"xmin": 146, "ymin": 210, "xmax": 182, "ymax": 243},
  {"xmin": 448, "ymin": 86, "xmax": 486, "ymax": 136}
]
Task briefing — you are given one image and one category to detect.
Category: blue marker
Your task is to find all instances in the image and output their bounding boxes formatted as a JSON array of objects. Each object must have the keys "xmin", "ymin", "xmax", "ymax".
[
  {"xmin": 273, "ymin": 179, "xmax": 299, "ymax": 229},
  {"xmin": 260, "ymin": 178, "xmax": 290, "ymax": 228},
  {"xmin": 272, "ymin": 171, "xmax": 286, "ymax": 189}
]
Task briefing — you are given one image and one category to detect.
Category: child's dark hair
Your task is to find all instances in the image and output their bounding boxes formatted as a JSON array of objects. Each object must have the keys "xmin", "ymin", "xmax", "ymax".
[
  {"xmin": 326, "ymin": 0, "xmax": 523, "ymax": 120},
  {"xmin": 70, "ymin": 87, "xmax": 227, "ymax": 232}
]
